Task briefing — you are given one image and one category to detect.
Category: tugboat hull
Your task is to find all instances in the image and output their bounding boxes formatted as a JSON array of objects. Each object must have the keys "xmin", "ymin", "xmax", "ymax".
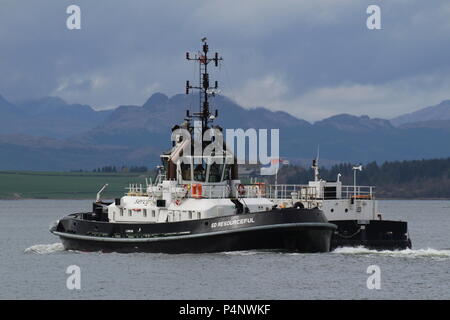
[
  {"xmin": 331, "ymin": 220, "xmax": 412, "ymax": 250},
  {"xmin": 51, "ymin": 208, "xmax": 336, "ymax": 254}
]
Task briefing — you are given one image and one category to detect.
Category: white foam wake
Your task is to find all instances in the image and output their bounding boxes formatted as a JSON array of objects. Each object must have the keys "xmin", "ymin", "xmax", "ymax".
[
  {"xmin": 24, "ymin": 243, "xmax": 65, "ymax": 254},
  {"xmin": 221, "ymin": 249, "xmax": 281, "ymax": 256},
  {"xmin": 333, "ymin": 246, "xmax": 450, "ymax": 258},
  {"xmin": 221, "ymin": 250, "xmax": 264, "ymax": 255}
]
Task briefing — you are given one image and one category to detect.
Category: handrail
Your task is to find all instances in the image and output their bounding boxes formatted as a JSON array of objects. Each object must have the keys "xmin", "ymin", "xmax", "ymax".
[
  {"xmin": 129, "ymin": 181, "xmax": 376, "ymax": 201},
  {"xmin": 265, "ymin": 184, "xmax": 375, "ymax": 200}
]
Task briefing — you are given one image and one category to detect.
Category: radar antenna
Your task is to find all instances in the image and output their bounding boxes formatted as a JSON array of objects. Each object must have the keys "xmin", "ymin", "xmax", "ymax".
[{"xmin": 185, "ymin": 37, "xmax": 223, "ymax": 130}]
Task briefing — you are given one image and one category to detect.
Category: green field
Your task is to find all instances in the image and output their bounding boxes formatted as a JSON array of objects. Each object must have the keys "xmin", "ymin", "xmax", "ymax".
[{"xmin": 0, "ymin": 171, "xmax": 153, "ymax": 199}]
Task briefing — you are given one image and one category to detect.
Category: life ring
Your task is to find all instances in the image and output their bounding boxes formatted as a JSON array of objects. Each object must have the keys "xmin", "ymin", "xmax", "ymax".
[
  {"xmin": 351, "ymin": 194, "xmax": 372, "ymax": 199},
  {"xmin": 175, "ymin": 199, "xmax": 181, "ymax": 206},
  {"xmin": 192, "ymin": 184, "xmax": 203, "ymax": 199},
  {"xmin": 237, "ymin": 184, "xmax": 246, "ymax": 196},
  {"xmin": 294, "ymin": 202, "xmax": 304, "ymax": 209}
]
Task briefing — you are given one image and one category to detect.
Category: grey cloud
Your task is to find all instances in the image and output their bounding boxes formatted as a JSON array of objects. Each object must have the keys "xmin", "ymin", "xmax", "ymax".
[{"xmin": 0, "ymin": 0, "xmax": 449, "ymax": 120}]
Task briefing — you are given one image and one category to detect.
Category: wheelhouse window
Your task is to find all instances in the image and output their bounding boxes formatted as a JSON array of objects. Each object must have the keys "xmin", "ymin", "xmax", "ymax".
[
  {"xmin": 223, "ymin": 164, "xmax": 232, "ymax": 181},
  {"xmin": 161, "ymin": 157, "xmax": 169, "ymax": 174},
  {"xmin": 193, "ymin": 160, "xmax": 207, "ymax": 182},
  {"xmin": 208, "ymin": 163, "xmax": 224, "ymax": 182},
  {"xmin": 181, "ymin": 162, "xmax": 192, "ymax": 180}
]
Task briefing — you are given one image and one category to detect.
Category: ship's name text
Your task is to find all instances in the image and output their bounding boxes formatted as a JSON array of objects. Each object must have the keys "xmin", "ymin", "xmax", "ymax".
[{"xmin": 211, "ymin": 217, "xmax": 255, "ymax": 228}]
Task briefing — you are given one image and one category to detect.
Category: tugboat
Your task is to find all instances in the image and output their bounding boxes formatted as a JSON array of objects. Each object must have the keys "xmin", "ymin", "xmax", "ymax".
[
  {"xmin": 268, "ymin": 158, "xmax": 412, "ymax": 250},
  {"xmin": 50, "ymin": 39, "xmax": 336, "ymax": 253}
]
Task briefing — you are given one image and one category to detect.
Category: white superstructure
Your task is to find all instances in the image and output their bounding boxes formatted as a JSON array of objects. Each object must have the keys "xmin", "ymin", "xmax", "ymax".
[
  {"xmin": 267, "ymin": 160, "xmax": 383, "ymax": 222},
  {"xmin": 104, "ymin": 131, "xmax": 273, "ymax": 224},
  {"xmin": 100, "ymin": 39, "xmax": 275, "ymax": 225}
]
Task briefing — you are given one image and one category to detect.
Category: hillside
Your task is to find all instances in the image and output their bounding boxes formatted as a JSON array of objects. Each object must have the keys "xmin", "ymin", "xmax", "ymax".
[
  {"xmin": 391, "ymin": 100, "xmax": 450, "ymax": 126},
  {"xmin": 0, "ymin": 95, "xmax": 112, "ymax": 138},
  {"xmin": 2, "ymin": 93, "xmax": 450, "ymax": 170},
  {"xmin": 2, "ymin": 157, "xmax": 450, "ymax": 199},
  {"xmin": 276, "ymin": 157, "xmax": 450, "ymax": 199}
]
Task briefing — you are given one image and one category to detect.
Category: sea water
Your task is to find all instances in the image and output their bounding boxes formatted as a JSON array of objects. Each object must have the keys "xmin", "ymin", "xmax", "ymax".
[{"xmin": 0, "ymin": 199, "xmax": 449, "ymax": 299}]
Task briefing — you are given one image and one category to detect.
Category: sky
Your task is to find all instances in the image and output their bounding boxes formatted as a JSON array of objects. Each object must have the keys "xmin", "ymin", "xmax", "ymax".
[{"xmin": 1, "ymin": 0, "xmax": 450, "ymax": 121}]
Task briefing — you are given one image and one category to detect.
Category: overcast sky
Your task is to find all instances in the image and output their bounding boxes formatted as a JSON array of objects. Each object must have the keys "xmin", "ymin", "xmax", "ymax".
[{"xmin": 1, "ymin": 0, "xmax": 450, "ymax": 121}]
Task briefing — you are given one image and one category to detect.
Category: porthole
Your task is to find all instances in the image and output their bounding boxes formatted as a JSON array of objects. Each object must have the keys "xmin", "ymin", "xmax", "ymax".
[
  {"xmin": 345, "ymin": 209, "xmax": 348, "ymax": 213},
  {"xmin": 330, "ymin": 209, "xmax": 334, "ymax": 213}
]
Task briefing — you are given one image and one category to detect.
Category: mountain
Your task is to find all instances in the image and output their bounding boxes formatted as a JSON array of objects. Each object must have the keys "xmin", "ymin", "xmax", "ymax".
[
  {"xmin": 56, "ymin": 93, "xmax": 450, "ymax": 167},
  {"xmin": 391, "ymin": 100, "xmax": 450, "ymax": 126},
  {"xmin": 0, "ymin": 94, "xmax": 18, "ymax": 113},
  {"xmin": 0, "ymin": 95, "xmax": 112, "ymax": 139},
  {"xmin": 74, "ymin": 93, "xmax": 310, "ymax": 148},
  {"xmin": 398, "ymin": 119, "xmax": 450, "ymax": 131},
  {"xmin": 314, "ymin": 114, "xmax": 394, "ymax": 132},
  {"xmin": 2, "ymin": 92, "xmax": 450, "ymax": 170},
  {"xmin": 0, "ymin": 134, "xmax": 160, "ymax": 171},
  {"xmin": 142, "ymin": 92, "xmax": 169, "ymax": 109}
]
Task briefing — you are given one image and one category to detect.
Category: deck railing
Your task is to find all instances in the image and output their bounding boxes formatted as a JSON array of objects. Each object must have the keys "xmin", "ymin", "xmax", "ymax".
[
  {"xmin": 266, "ymin": 184, "xmax": 375, "ymax": 200},
  {"xmin": 129, "ymin": 182, "xmax": 375, "ymax": 201}
]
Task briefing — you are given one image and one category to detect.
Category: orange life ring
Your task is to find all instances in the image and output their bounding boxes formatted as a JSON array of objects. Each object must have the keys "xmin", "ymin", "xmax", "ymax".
[
  {"xmin": 192, "ymin": 183, "xmax": 203, "ymax": 199},
  {"xmin": 254, "ymin": 182, "xmax": 266, "ymax": 195},
  {"xmin": 351, "ymin": 195, "xmax": 372, "ymax": 199}
]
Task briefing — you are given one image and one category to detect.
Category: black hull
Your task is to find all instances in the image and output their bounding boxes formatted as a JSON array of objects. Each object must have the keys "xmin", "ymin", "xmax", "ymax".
[
  {"xmin": 52, "ymin": 208, "xmax": 336, "ymax": 254},
  {"xmin": 330, "ymin": 219, "xmax": 412, "ymax": 250},
  {"xmin": 58, "ymin": 226, "xmax": 333, "ymax": 254}
]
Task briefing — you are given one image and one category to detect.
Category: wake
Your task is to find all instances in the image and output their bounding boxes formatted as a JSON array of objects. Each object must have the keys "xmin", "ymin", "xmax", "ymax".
[
  {"xmin": 333, "ymin": 246, "xmax": 450, "ymax": 259},
  {"xmin": 24, "ymin": 243, "xmax": 65, "ymax": 254}
]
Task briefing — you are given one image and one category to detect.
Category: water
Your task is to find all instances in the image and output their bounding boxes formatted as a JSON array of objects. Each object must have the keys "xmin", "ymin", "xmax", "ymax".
[{"xmin": 0, "ymin": 200, "xmax": 449, "ymax": 299}]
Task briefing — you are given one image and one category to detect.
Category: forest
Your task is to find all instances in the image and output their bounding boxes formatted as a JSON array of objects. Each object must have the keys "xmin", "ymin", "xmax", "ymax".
[{"xmin": 275, "ymin": 158, "xmax": 450, "ymax": 199}]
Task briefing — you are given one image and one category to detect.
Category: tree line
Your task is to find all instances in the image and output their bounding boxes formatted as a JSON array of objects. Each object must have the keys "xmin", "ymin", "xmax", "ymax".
[
  {"xmin": 72, "ymin": 166, "xmax": 150, "ymax": 173},
  {"xmin": 276, "ymin": 158, "xmax": 450, "ymax": 198}
]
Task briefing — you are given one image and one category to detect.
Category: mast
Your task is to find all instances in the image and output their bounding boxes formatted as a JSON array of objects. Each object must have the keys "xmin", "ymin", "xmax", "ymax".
[
  {"xmin": 312, "ymin": 146, "xmax": 320, "ymax": 182},
  {"xmin": 185, "ymin": 37, "xmax": 222, "ymax": 130},
  {"xmin": 177, "ymin": 38, "xmax": 238, "ymax": 181}
]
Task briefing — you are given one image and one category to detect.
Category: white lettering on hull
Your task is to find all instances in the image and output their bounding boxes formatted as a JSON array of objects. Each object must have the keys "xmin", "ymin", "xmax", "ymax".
[
  {"xmin": 134, "ymin": 199, "xmax": 151, "ymax": 205},
  {"xmin": 211, "ymin": 217, "xmax": 255, "ymax": 228}
]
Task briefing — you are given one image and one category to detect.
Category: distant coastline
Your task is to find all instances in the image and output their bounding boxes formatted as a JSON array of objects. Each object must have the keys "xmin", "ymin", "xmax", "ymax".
[
  {"xmin": 1, "ymin": 170, "xmax": 449, "ymax": 201},
  {"xmin": 0, "ymin": 170, "xmax": 149, "ymax": 200}
]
